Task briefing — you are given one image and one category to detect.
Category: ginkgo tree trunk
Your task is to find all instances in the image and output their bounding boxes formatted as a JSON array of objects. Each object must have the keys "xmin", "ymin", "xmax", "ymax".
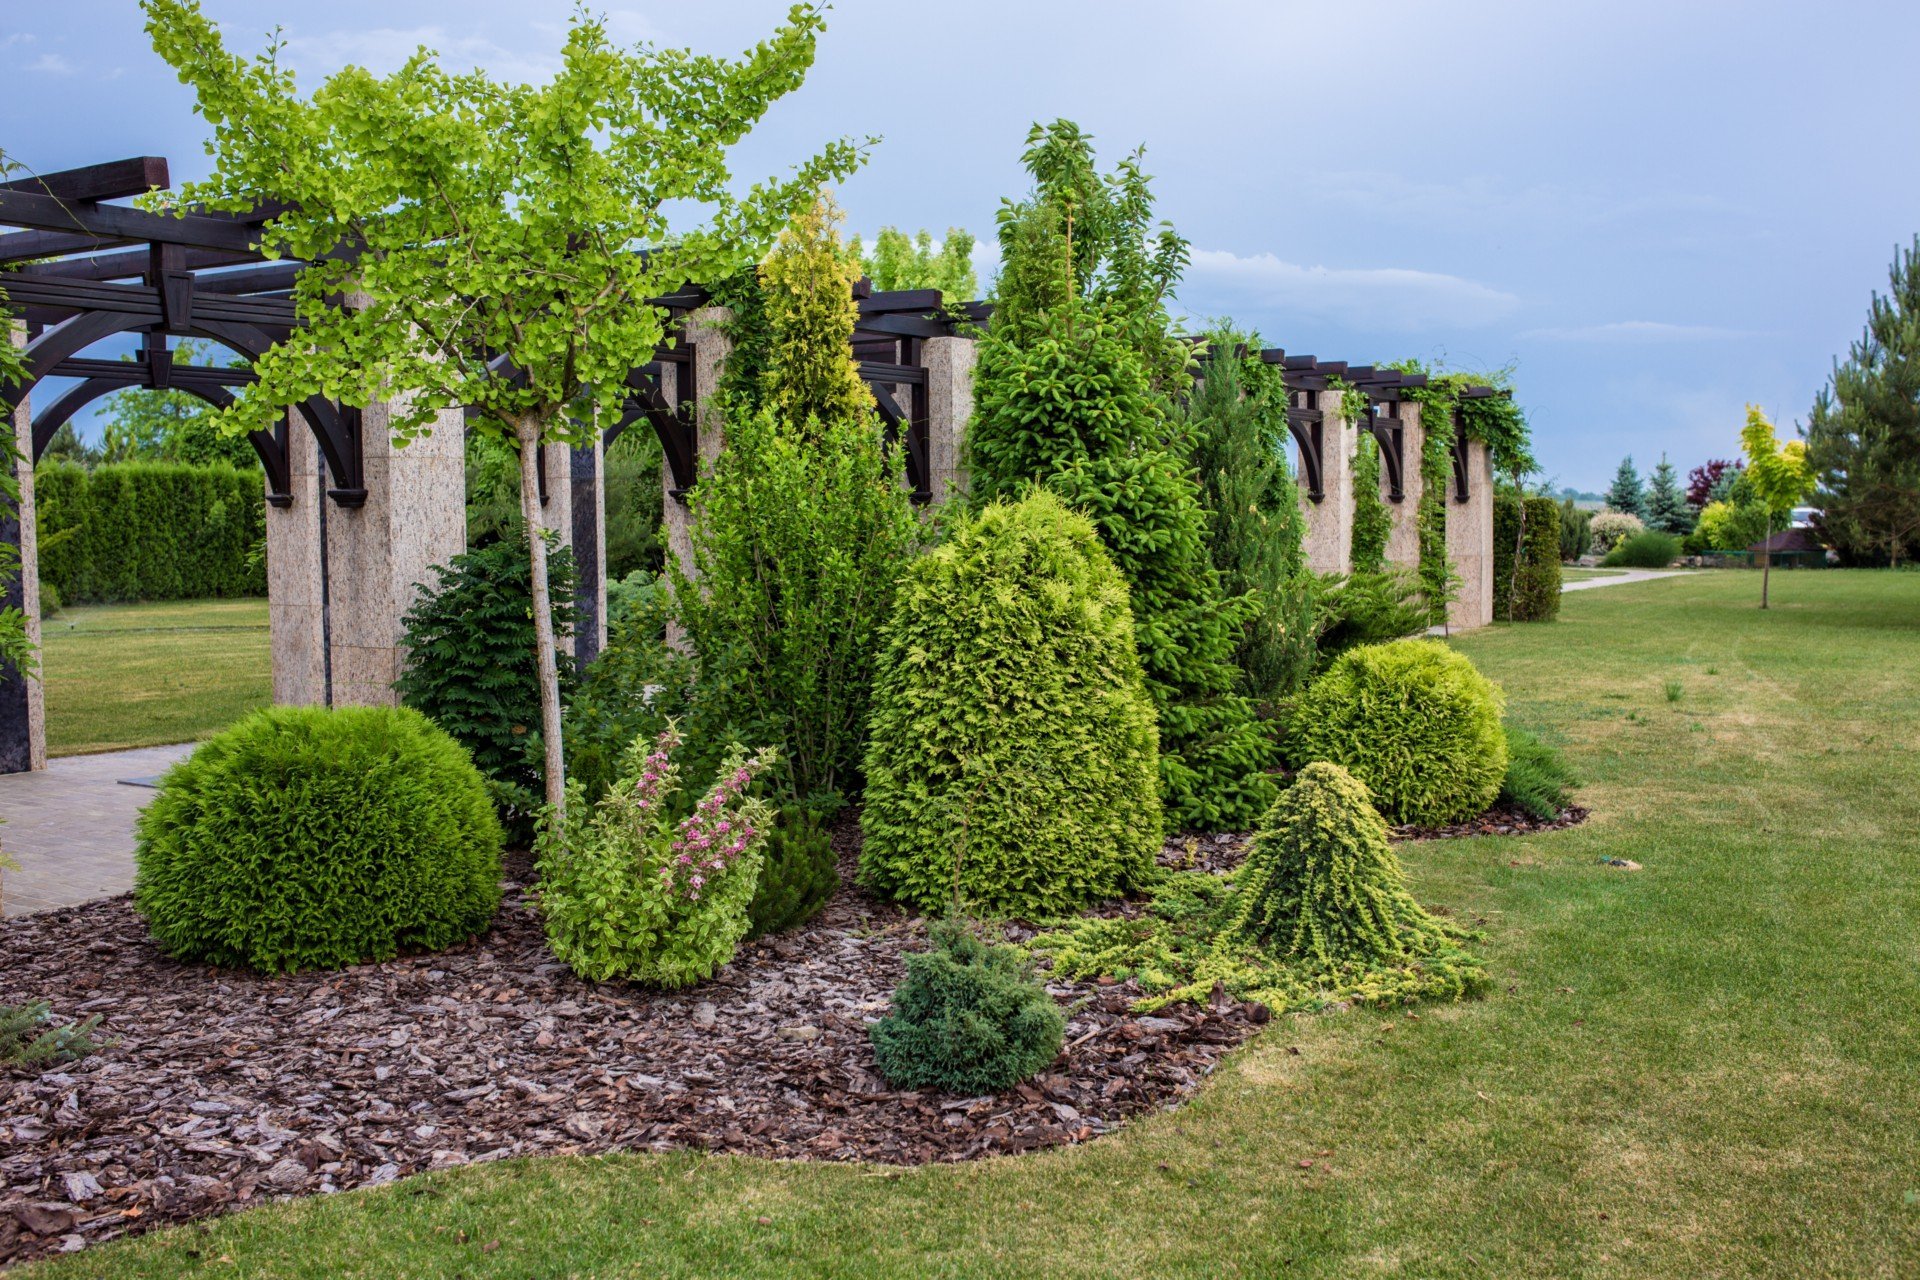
[{"xmin": 143, "ymin": 0, "xmax": 867, "ymax": 829}]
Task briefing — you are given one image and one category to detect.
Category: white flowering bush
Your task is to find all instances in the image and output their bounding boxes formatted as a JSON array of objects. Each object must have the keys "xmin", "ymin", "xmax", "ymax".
[
  {"xmin": 535, "ymin": 725, "xmax": 775, "ymax": 987},
  {"xmin": 1588, "ymin": 510, "xmax": 1646, "ymax": 554}
]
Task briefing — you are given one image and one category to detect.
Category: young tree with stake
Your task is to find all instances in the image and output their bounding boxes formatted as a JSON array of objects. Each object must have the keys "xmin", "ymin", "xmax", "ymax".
[
  {"xmin": 141, "ymin": 0, "xmax": 865, "ymax": 829},
  {"xmin": 1739, "ymin": 405, "xmax": 1815, "ymax": 610}
]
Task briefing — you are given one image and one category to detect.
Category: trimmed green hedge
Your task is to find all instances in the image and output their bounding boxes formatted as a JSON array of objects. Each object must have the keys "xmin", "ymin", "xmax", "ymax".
[
  {"xmin": 1492, "ymin": 495, "xmax": 1563, "ymax": 622},
  {"xmin": 35, "ymin": 461, "xmax": 267, "ymax": 603}
]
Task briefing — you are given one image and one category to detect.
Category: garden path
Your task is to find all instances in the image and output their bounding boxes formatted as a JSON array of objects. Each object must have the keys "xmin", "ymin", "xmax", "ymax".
[
  {"xmin": 1561, "ymin": 568, "xmax": 1695, "ymax": 592},
  {"xmin": 0, "ymin": 743, "xmax": 191, "ymax": 917}
]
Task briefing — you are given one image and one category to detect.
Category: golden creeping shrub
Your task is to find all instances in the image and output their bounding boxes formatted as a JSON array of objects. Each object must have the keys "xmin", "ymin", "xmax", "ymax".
[{"xmin": 1033, "ymin": 763, "xmax": 1485, "ymax": 1013}]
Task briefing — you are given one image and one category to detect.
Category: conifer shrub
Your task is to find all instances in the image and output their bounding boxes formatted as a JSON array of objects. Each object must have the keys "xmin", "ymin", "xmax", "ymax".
[
  {"xmin": 397, "ymin": 528, "xmax": 576, "ymax": 837},
  {"xmin": 134, "ymin": 706, "xmax": 503, "ymax": 973},
  {"xmin": 870, "ymin": 920, "xmax": 1065, "ymax": 1094},
  {"xmin": 1499, "ymin": 724, "xmax": 1580, "ymax": 819},
  {"xmin": 746, "ymin": 803, "xmax": 839, "ymax": 939},
  {"xmin": 536, "ymin": 725, "xmax": 775, "ymax": 987},
  {"xmin": 1288, "ymin": 639, "xmax": 1507, "ymax": 826},
  {"xmin": 1310, "ymin": 569, "xmax": 1431, "ymax": 662},
  {"xmin": 1034, "ymin": 762, "xmax": 1484, "ymax": 1012},
  {"xmin": 0, "ymin": 1001, "xmax": 106, "ymax": 1071},
  {"xmin": 860, "ymin": 492, "xmax": 1163, "ymax": 918},
  {"xmin": 1493, "ymin": 495, "xmax": 1564, "ymax": 622},
  {"xmin": 1602, "ymin": 529, "xmax": 1682, "ymax": 568}
]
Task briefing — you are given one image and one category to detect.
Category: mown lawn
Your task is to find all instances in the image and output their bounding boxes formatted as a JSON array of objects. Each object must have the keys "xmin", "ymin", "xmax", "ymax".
[
  {"xmin": 40, "ymin": 599, "xmax": 270, "ymax": 757},
  {"xmin": 24, "ymin": 571, "xmax": 1920, "ymax": 1278}
]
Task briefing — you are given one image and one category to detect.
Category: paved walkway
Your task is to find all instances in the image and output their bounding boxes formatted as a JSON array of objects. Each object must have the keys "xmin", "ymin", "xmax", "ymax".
[
  {"xmin": 1561, "ymin": 568, "xmax": 1696, "ymax": 592},
  {"xmin": 0, "ymin": 743, "xmax": 194, "ymax": 917}
]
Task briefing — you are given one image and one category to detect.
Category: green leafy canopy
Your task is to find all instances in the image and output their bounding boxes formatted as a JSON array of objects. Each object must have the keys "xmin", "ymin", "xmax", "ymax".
[{"xmin": 141, "ymin": 0, "xmax": 870, "ymax": 450}]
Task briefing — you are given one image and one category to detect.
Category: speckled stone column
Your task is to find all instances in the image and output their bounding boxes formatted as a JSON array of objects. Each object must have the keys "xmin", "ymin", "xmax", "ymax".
[
  {"xmin": 266, "ymin": 418, "xmax": 329, "ymax": 707},
  {"xmin": 1300, "ymin": 400, "xmax": 1356, "ymax": 576},
  {"xmin": 923, "ymin": 335, "xmax": 975, "ymax": 505},
  {"xmin": 1446, "ymin": 436, "xmax": 1495, "ymax": 631},
  {"xmin": 0, "ymin": 321, "xmax": 45, "ymax": 773},
  {"xmin": 1383, "ymin": 401, "xmax": 1425, "ymax": 573},
  {"xmin": 323, "ymin": 402, "xmax": 468, "ymax": 705}
]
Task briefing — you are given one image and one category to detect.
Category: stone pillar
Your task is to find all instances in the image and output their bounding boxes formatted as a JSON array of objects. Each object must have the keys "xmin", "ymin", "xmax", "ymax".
[
  {"xmin": 324, "ymin": 401, "xmax": 468, "ymax": 705},
  {"xmin": 568, "ymin": 438, "xmax": 606, "ymax": 665},
  {"xmin": 659, "ymin": 307, "xmax": 732, "ymax": 585},
  {"xmin": 0, "ymin": 323, "xmax": 45, "ymax": 773},
  {"xmin": 1446, "ymin": 436, "xmax": 1495, "ymax": 631},
  {"xmin": 1383, "ymin": 401, "xmax": 1425, "ymax": 573},
  {"xmin": 267, "ymin": 419, "xmax": 329, "ymax": 707},
  {"xmin": 1300, "ymin": 399, "xmax": 1355, "ymax": 576},
  {"xmin": 923, "ymin": 335, "xmax": 975, "ymax": 506}
]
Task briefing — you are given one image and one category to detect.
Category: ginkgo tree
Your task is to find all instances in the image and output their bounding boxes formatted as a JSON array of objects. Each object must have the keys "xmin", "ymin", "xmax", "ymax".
[
  {"xmin": 141, "ymin": 0, "xmax": 867, "ymax": 827},
  {"xmin": 1739, "ymin": 404, "xmax": 1815, "ymax": 610}
]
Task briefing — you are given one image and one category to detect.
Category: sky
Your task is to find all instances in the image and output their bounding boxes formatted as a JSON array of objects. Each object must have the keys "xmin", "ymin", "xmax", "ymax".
[{"xmin": 4, "ymin": 0, "xmax": 1918, "ymax": 491}]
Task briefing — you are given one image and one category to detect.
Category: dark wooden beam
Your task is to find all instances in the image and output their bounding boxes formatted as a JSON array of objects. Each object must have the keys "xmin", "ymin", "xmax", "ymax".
[
  {"xmin": 0, "ymin": 228, "xmax": 140, "ymax": 264},
  {"xmin": 0, "ymin": 157, "xmax": 170, "ymax": 202},
  {"xmin": 0, "ymin": 189, "xmax": 263, "ymax": 254},
  {"xmin": 12, "ymin": 245, "xmax": 264, "ymax": 282},
  {"xmin": 1, "ymin": 274, "xmax": 297, "ymax": 328}
]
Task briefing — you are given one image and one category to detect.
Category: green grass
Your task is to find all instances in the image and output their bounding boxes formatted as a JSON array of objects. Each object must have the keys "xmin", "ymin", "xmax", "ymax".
[
  {"xmin": 25, "ymin": 572, "xmax": 1920, "ymax": 1278},
  {"xmin": 40, "ymin": 599, "xmax": 271, "ymax": 757}
]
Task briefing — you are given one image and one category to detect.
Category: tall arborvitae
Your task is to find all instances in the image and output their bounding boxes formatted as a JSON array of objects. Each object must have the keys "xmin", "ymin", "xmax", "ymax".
[
  {"xmin": 968, "ymin": 121, "xmax": 1275, "ymax": 831},
  {"xmin": 1606, "ymin": 456, "xmax": 1646, "ymax": 517},
  {"xmin": 674, "ymin": 192, "xmax": 921, "ymax": 805},
  {"xmin": 1644, "ymin": 454, "xmax": 1693, "ymax": 534},
  {"xmin": 1806, "ymin": 236, "xmax": 1920, "ymax": 566},
  {"xmin": 1185, "ymin": 331, "xmax": 1315, "ymax": 704}
]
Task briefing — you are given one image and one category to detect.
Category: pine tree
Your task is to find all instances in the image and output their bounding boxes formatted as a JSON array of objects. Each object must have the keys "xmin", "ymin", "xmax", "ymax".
[
  {"xmin": 1805, "ymin": 236, "xmax": 1920, "ymax": 566},
  {"xmin": 967, "ymin": 121, "xmax": 1275, "ymax": 831},
  {"xmin": 1606, "ymin": 456, "xmax": 1645, "ymax": 517},
  {"xmin": 1644, "ymin": 454, "xmax": 1692, "ymax": 534}
]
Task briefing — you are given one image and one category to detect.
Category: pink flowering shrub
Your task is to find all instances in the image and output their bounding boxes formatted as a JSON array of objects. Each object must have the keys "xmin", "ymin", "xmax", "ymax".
[{"xmin": 535, "ymin": 725, "xmax": 775, "ymax": 987}]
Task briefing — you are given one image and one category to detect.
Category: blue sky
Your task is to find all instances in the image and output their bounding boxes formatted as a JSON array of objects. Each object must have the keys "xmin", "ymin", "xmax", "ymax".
[{"xmin": 5, "ymin": 0, "xmax": 1918, "ymax": 490}]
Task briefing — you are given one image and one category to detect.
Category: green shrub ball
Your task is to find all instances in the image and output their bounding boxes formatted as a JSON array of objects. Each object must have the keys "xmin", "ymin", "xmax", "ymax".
[
  {"xmin": 135, "ymin": 706, "xmax": 504, "ymax": 973},
  {"xmin": 859, "ymin": 492, "xmax": 1163, "ymax": 918},
  {"xmin": 870, "ymin": 922, "xmax": 1065, "ymax": 1095},
  {"xmin": 1288, "ymin": 639, "xmax": 1508, "ymax": 826}
]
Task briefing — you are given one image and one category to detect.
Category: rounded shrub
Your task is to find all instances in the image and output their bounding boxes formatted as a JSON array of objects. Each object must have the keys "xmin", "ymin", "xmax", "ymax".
[
  {"xmin": 134, "ymin": 706, "xmax": 504, "ymax": 973},
  {"xmin": 1287, "ymin": 639, "xmax": 1507, "ymax": 826},
  {"xmin": 1601, "ymin": 529, "xmax": 1682, "ymax": 568},
  {"xmin": 870, "ymin": 920, "xmax": 1065, "ymax": 1094},
  {"xmin": 859, "ymin": 491, "xmax": 1163, "ymax": 918}
]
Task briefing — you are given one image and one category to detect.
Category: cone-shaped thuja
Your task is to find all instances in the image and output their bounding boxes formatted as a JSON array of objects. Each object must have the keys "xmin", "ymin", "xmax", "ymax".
[{"xmin": 1229, "ymin": 761, "xmax": 1455, "ymax": 968}]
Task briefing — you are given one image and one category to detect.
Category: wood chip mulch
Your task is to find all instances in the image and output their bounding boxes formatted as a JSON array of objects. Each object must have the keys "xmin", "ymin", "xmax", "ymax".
[
  {"xmin": 0, "ymin": 826, "xmax": 1266, "ymax": 1268},
  {"xmin": 1391, "ymin": 803, "xmax": 1591, "ymax": 842}
]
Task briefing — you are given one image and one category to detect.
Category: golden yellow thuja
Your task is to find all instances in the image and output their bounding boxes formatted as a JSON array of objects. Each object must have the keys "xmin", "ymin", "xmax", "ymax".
[{"xmin": 758, "ymin": 192, "xmax": 873, "ymax": 435}]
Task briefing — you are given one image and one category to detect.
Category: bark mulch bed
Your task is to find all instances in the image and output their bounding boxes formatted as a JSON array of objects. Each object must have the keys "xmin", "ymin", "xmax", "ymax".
[
  {"xmin": 0, "ymin": 828, "xmax": 1266, "ymax": 1268},
  {"xmin": 1391, "ymin": 803, "xmax": 1590, "ymax": 843}
]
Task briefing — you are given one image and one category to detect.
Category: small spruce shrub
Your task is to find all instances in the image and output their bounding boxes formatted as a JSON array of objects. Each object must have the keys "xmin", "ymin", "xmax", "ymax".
[
  {"xmin": 1311, "ymin": 569, "xmax": 1431, "ymax": 662},
  {"xmin": 397, "ymin": 527, "xmax": 577, "ymax": 837},
  {"xmin": 536, "ymin": 725, "xmax": 774, "ymax": 987},
  {"xmin": 1, "ymin": 1001, "xmax": 107, "ymax": 1071},
  {"xmin": 1602, "ymin": 529, "xmax": 1682, "ymax": 568},
  {"xmin": 870, "ymin": 920, "xmax": 1065, "ymax": 1094},
  {"xmin": 1499, "ymin": 725, "xmax": 1579, "ymax": 820},
  {"xmin": 1035, "ymin": 762, "xmax": 1485, "ymax": 1012},
  {"xmin": 746, "ymin": 804, "xmax": 839, "ymax": 939},
  {"xmin": 1288, "ymin": 639, "xmax": 1508, "ymax": 826},
  {"xmin": 859, "ymin": 492, "xmax": 1163, "ymax": 918},
  {"xmin": 134, "ymin": 706, "xmax": 504, "ymax": 973}
]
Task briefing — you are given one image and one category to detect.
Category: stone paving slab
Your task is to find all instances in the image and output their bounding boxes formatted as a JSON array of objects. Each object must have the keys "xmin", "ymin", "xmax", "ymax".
[{"xmin": 0, "ymin": 743, "xmax": 194, "ymax": 917}]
